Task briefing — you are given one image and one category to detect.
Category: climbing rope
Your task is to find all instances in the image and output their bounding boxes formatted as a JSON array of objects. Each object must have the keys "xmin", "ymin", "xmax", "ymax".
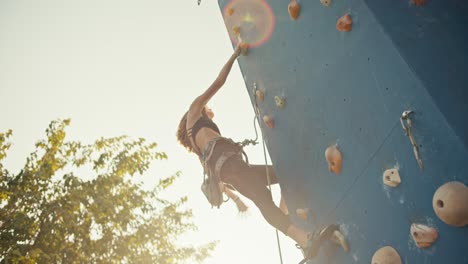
[
  {"xmin": 252, "ymin": 83, "xmax": 284, "ymax": 264},
  {"xmin": 326, "ymin": 120, "xmax": 400, "ymax": 219}
]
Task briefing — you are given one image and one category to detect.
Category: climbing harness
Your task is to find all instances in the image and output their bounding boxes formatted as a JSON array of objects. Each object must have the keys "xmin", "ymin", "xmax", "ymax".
[
  {"xmin": 200, "ymin": 138, "xmax": 237, "ymax": 208},
  {"xmin": 200, "ymin": 137, "xmax": 256, "ymax": 209}
]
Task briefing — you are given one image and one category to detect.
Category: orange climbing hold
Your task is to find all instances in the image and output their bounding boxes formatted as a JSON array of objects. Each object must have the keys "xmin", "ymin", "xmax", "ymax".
[
  {"xmin": 232, "ymin": 26, "xmax": 240, "ymax": 36},
  {"xmin": 411, "ymin": 0, "xmax": 427, "ymax": 6},
  {"xmin": 296, "ymin": 208, "xmax": 309, "ymax": 220},
  {"xmin": 336, "ymin": 14, "xmax": 353, "ymax": 32},
  {"xmin": 288, "ymin": 0, "xmax": 300, "ymax": 20},
  {"xmin": 410, "ymin": 224, "xmax": 438, "ymax": 248},
  {"xmin": 227, "ymin": 7, "xmax": 235, "ymax": 16},
  {"xmin": 256, "ymin": 89, "xmax": 265, "ymax": 103},
  {"xmin": 263, "ymin": 115, "xmax": 274, "ymax": 129},
  {"xmin": 432, "ymin": 181, "xmax": 468, "ymax": 227},
  {"xmin": 325, "ymin": 144, "xmax": 343, "ymax": 175}
]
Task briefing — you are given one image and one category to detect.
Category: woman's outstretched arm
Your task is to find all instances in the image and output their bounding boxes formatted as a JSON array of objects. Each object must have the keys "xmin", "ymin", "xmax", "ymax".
[{"xmin": 189, "ymin": 44, "xmax": 244, "ymax": 116}]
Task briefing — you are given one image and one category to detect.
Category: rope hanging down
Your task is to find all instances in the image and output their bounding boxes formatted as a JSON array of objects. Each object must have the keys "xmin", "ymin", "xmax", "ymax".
[{"xmin": 252, "ymin": 83, "xmax": 284, "ymax": 264}]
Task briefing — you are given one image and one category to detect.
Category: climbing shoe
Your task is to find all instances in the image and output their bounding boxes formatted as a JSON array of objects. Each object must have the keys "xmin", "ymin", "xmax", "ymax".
[{"xmin": 297, "ymin": 224, "xmax": 339, "ymax": 263}]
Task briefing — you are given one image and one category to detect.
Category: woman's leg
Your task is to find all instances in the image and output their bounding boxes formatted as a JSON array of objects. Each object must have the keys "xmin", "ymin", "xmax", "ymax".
[
  {"xmin": 248, "ymin": 164, "xmax": 289, "ymax": 215},
  {"xmin": 247, "ymin": 164, "xmax": 278, "ymax": 185},
  {"xmin": 222, "ymin": 158, "xmax": 341, "ymax": 260},
  {"xmin": 221, "ymin": 159, "xmax": 308, "ymax": 244}
]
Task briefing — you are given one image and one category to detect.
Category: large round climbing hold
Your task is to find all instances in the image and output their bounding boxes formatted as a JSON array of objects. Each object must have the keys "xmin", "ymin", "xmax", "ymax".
[
  {"xmin": 371, "ymin": 246, "xmax": 402, "ymax": 264},
  {"xmin": 288, "ymin": 0, "xmax": 300, "ymax": 20},
  {"xmin": 432, "ymin": 181, "xmax": 468, "ymax": 227}
]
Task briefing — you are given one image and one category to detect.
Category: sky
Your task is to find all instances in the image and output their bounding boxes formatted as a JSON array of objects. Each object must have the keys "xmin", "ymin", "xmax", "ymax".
[{"xmin": 0, "ymin": 0, "xmax": 304, "ymax": 263}]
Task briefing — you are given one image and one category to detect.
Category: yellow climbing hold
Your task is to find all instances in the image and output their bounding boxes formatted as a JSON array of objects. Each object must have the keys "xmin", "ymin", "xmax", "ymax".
[
  {"xmin": 320, "ymin": 0, "xmax": 332, "ymax": 7},
  {"xmin": 274, "ymin": 96, "xmax": 286, "ymax": 109}
]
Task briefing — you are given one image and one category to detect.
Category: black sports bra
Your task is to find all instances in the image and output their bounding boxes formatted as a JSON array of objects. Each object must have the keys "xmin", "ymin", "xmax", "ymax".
[{"xmin": 187, "ymin": 115, "xmax": 221, "ymax": 147}]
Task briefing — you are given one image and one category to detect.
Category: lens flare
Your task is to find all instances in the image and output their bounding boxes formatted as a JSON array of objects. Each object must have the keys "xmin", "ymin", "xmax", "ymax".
[{"xmin": 223, "ymin": 0, "xmax": 275, "ymax": 48}]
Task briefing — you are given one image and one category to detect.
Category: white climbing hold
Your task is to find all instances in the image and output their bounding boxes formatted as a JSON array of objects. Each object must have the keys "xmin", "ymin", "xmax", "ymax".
[
  {"xmin": 410, "ymin": 223, "xmax": 438, "ymax": 248},
  {"xmin": 383, "ymin": 169, "xmax": 401, "ymax": 187},
  {"xmin": 325, "ymin": 144, "xmax": 343, "ymax": 175},
  {"xmin": 331, "ymin": 230, "xmax": 350, "ymax": 252}
]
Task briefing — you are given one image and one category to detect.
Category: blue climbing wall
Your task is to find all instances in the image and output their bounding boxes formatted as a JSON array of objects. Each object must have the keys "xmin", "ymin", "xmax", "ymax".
[{"xmin": 218, "ymin": 0, "xmax": 468, "ymax": 263}]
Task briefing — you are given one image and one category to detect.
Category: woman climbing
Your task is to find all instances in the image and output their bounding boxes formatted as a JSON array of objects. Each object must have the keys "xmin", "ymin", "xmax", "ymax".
[{"xmin": 176, "ymin": 43, "xmax": 340, "ymax": 260}]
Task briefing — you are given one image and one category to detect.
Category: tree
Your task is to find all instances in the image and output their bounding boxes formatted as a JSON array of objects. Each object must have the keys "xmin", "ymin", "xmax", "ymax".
[{"xmin": 0, "ymin": 119, "xmax": 215, "ymax": 264}]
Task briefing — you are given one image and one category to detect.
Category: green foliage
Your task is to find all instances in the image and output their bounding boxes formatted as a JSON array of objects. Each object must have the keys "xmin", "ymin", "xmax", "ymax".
[{"xmin": 0, "ymin": 120, "xmax": 215, "ymax": 264}]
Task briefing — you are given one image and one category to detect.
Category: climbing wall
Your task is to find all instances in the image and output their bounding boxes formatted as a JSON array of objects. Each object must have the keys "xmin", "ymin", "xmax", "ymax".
[{"xmin": 217, "ymin": 0, "xmax": 468, "ymax": 263}]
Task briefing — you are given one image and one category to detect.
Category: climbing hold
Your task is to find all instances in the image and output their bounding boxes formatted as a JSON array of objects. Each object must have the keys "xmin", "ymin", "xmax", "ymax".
[
  {"xmin": 274, "ymin": 96, "xmax": 286, "ymax": 109},
  {"xmin": 288, "ymin": 0, "xmax": 300, "ymax": 20},
  {"xmin": 239, "ymin": 42, "xmax": 249, "ymax": 56},
  {"xmin": 296, "ymin": 208, "xmax": 309, "ymax": 220},
  {"xmin": 325, "ymin": 144, "xmax": 342, "ymax": 175},
  {"xmin": 432, "ymin": 181, "xmax": 468, "ymax": 227},
  {"xmin": 320, "ymin": 0, "xmax": 331, "ymax": 7},
  {"xmin": 256, "ymin": 89, "xmax": 265, "ymax": 103},
  {"xmin": 227, "ymin": 7, "xmax": 235, "ymax": 16},
  {"xmin": 410, "ymin": 224, "xmax": 438, "ymax": 248},
  {"xmin": 331, "ymin": 230, "xmax": 350, "ymax": 252},
  {"xmin": 383, "ymin": 169, "xmax": 401, "ymax": 188},
  {"xmin": 263, "ymin": 115, "xmax": 274, "ymax": 129},
  {"xmin": 232, "ymin": 26, "xmax": 240, "ymax": 36},
  {"xmin": 371, "ymin": 246, "xmax": 402, "ymax": 264},
  {"xmin": 411, "ymin": 0, "xmax": 426, "ymax": 6},
  {"xmin": 336, "ymin": 14, "xmax": 352, "ymax": 32}
]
